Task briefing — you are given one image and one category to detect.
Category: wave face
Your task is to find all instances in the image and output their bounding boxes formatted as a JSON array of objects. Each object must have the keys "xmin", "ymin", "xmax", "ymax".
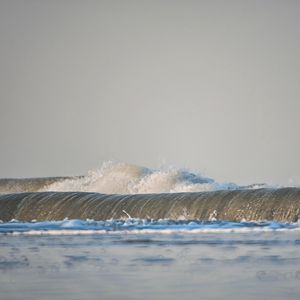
[
  {"xmin": 0, "ymin": 162, "xmax": 266, "ymax": 194},
  {"xmin": 0, "ymin": 188, "xmax": 299, "ymax": 222}
]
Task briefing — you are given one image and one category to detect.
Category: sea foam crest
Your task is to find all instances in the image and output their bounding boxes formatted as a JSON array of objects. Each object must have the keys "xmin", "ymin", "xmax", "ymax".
[{"xmin": 43, "ymin": 161, "xmax": 239, "ymax": 194}]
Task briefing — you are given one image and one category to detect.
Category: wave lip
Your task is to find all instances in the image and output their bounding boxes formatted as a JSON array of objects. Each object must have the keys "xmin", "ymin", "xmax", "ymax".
[
  {"xmin": 0, "ymin": 162, "xmax": 269, "ymax": 194},
  {"xmin": 0, "ymin": 188, "xmax": 299, "ymax": 223}
]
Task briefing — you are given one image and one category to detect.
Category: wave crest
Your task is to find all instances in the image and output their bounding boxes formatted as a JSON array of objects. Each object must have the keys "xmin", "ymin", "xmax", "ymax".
[{"xmin": 43, "ymin": 161, "xmax": 238, "ymax": 194}]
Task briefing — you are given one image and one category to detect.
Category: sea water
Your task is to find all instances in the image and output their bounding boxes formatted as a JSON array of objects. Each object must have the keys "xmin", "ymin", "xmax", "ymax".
[
  {"xmin": 0, "ymin": 162, "xmax": 299, "ymax": 299},
  {"xmin": 1, "ymin": 220, "xmax": 300, "ymax": 300}
]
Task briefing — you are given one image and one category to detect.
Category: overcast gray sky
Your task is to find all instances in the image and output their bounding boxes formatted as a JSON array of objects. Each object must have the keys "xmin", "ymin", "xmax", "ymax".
[{"xmin": 0, "ymin": 0, "xmax": 299, "ymax": 185}]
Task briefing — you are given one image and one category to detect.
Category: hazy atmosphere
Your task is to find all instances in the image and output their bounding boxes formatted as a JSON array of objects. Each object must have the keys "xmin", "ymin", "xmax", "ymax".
[{"xmin": 0, "ymin": 0, "xmax": 299, "ymax": 185}]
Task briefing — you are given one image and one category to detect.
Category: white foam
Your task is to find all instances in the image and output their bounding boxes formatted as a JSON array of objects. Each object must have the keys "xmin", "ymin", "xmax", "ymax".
[
  {"xmin": 42, "ymin": 161, "xmax": 240, "ymax": 194},
  {"xmin": 6, "ymin": 227, "xmax": 300, "ymax": 236},
  {"xmin": 1, "ymin": 219, "xmax": 300, "ymax": 236}
]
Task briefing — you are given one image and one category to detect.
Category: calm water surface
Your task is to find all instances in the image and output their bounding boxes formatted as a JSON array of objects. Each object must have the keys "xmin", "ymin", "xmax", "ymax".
[{"xmin": 0, "ymin": 221, "xmax": 300, "ymax": 300}]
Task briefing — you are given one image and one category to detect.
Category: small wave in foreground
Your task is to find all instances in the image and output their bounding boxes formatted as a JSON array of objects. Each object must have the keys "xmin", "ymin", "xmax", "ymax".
[{"xmin": 1, "ymin": 219, "xmax": 300, "ymax": 236}]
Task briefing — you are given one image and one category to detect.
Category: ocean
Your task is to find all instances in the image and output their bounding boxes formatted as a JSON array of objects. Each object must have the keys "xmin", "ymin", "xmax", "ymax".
[{"xmin": 0, "ymin": 162, "xmax": 300, "ymax": 299}]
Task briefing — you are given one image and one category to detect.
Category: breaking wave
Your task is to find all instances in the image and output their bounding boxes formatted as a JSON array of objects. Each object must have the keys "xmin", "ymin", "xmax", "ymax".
[{"xmin": 1, "ymin": 162, "xmax": 298, "ymax": 224}]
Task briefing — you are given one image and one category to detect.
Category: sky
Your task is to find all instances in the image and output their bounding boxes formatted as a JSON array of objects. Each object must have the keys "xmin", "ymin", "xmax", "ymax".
[{"xmin": 0, "ymin": 0, "xmax": 299, "ymax": 185}]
